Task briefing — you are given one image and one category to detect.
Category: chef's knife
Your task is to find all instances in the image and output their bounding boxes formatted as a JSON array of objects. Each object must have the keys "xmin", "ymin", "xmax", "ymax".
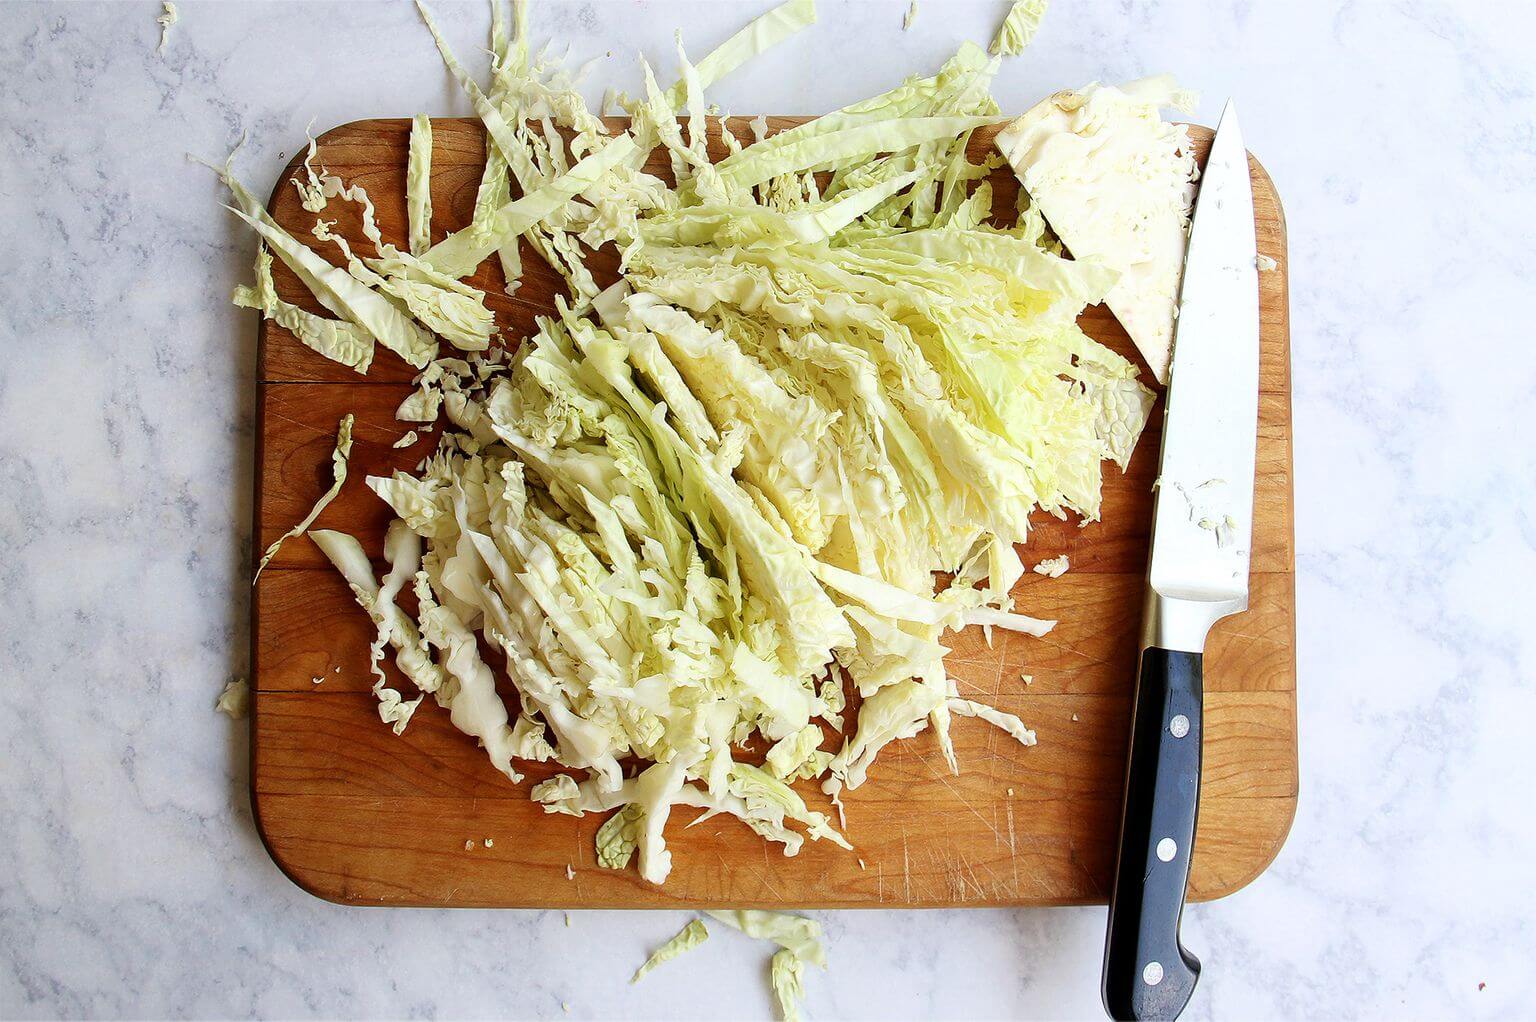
[{"xmin": 1101, "ymin": 101, "xmax": 1261, "ymax": 1022}]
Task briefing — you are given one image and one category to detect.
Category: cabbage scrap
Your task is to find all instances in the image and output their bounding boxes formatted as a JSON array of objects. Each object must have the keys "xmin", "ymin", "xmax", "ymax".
[
  {"xmin": 706, "ymin": 910, "xmax": 826, "ymax": 968},
  {"xmin": 421, "ymin": 136, "xmax": 640, "ymax": 279},
  {"xmin": 253, "ymin": 414, "xmax": 354, "ymax": 582},
  {"xmin": 596, "ymin": 804, "xmax": 644, "ymax": 869},
  {"xmin": 471, "ymin": 0, "xmax": 523, "ymax": 286},
  {"xmin": 989, "ymin": 0, "xmax": 1048, "ymax": 56},
  {"xmin": 362, "ymin": 254, "xmax": 495, "ymax": 352},
  {"xmin": 631, "ymin": 918, "xmax": 710, "ymax": 983},
  {"xmin": 156, "ymin": 1, "xmax": 178, "ymax": 56},
  {"xmin": 308, "ymin": 528, "xmax": 450, "ymax": 739},
  {"xmin": 764, "ymin": 724, "xmax": 832, "ymax": 782},
  {"xmin": 708, "ymin": 910, "xmax": 825, "ymax": 1022},
  {"xmin": 770, "ymin": 950, "xmax": 806, "ymax": 1022},
  {"xmin": 233, "ymin": 246, "xmax": 374, "ymax": 373},
  {"xmin": 207, "ymin": 145, "xmax": 443, "ymax": 369},
  {"xmin": 219, "ymin": 135, "xmax": 498, "ymax": 367},
  {"xmin": 214, "ymin": 678, "xmax": 249, "ymax": 719},
  {"xmin": 947, "ymin": 697, "xmax": 1036, "ymax": 748},
  {"xmin": 1033, "ymin": 554, "xmax": 1069, "ymax": 577},
  {"xmin": 407, "ymin": 114, "xmax": 435, "ymax": 255},
  {"xmin": 227, "ymin": 204, "xmax": 439, "ymax": 369},
  {"xmin": 661, "ymin": 0, "xmax": 817, "ymax": 110}
]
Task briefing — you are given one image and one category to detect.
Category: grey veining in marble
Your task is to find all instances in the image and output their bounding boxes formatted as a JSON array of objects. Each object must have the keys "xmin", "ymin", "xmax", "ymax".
[{"xmin": 3, "ymin": 1, "xmax": 1534, "ymax": 1018}]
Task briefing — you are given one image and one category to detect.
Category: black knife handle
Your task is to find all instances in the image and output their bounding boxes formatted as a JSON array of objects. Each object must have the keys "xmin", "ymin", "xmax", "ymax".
[{"xmin": 1102, "ymin": 646, "xmax": 1204, "ymax": 1021}]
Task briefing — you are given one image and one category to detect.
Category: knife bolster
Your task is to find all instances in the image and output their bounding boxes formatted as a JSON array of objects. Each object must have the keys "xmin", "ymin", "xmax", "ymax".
[{"xmin": 1140, "ymin": 588, "xmax": 1247, "ymax": 654}]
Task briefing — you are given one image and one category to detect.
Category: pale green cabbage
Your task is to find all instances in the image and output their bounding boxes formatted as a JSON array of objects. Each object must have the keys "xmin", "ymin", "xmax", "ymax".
[
  {"xmin": 156, "ymin": 1, "xmax": 178, "ymax": 56},
  {"xmin": 407, "ymin": 114, "xmax": 435, "ymax": 255},
  {"xmin": 771, "ymin": 950, "xmax": 806, "ymax": 1022},
  {"xmin": 253, "ymin": 414, "xmax": 354, "ymax": 582},
  {"xmin": 990, "ymin": 0, "xmax": 1048, "ymax": 56},
  {"xmin": 207, "ymin": 143, "xmax": 443, "ymax": 369},
  {"xmin": 224, "ymin": 0, "xmax": 1155, "ymax": 905},
  {"xmin": 708, "ymin": 909, "xmax": 826, "ymax": 1021},
  {"xmin": 214, "ymin": 678, "xmax": 248, "ymax": 719},
  {"xmin": 308, "ymin": 527, "xmax": 446, "ymax": 736},
  {"xmin": 596, "ymin": 803, "xmax": 644, "ymax": 869},
  {"xmin": 421, "ymin": 136, "xmax": 640, "ymax": 279},
  {"xmin": 947, "ymin": 697, "xmax": 1037, "ymax": 748},
  {"xmin": 662, "ymin": 0, "xmax": 816, "ymax": 110},
  {"xmin": 632, "ymin": 919, "xmax": 710, "ymax": 983},
  {"xmin": 1033, "ymin": 554, "xmax": 1069, "ymax": 577},
  {"xmin": 706, "ymin": 910, "xmax": 826, "ymax": 968},
  {"xmin": 994, "ymin": 75, "xmax": 1198, "ymax": 382},
  {"xmin": 764, "ymin": 724, "xmax": 832, "ymax": 782},
  {"xmin": 233, "ymin": 246, "xmax": 374, "ymax": 373}
]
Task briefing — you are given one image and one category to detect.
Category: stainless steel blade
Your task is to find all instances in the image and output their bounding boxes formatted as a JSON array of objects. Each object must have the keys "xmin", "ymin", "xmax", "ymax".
[{"xmin": 1144, "ymin": 101, "xmax": 1261, "ymax": 653}]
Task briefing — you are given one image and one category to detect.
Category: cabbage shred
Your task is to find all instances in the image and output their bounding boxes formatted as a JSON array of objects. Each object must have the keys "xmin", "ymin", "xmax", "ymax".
[
  {"xmin": 224, "ymin": 0, "xmax": 1153, "ymax": 888},
  {"xmin": 990, "ymin": 0, "xmax": 1049, "ymax": 57},
  {"xmin": 407, "ymin": 114, "xmax": 435, "ymax": 255}
]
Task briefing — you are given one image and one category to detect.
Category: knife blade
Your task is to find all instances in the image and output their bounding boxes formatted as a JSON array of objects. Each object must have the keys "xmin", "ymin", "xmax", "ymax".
[{"xmin": 1101, "ymin": 101, "xmax": 1261, "ymax": 1022}]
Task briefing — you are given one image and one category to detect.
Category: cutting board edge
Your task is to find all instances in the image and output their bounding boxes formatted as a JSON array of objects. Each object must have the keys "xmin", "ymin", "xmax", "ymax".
[{"xmin": 246, "ymin": 787, "xmax": 1298, "ymax": 909}]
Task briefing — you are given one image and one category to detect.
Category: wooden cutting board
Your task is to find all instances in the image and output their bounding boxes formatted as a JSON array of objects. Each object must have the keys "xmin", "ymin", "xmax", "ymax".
[{"xmin": 250, "ymin": 117, "xmax": 1295, "ymax": 908}]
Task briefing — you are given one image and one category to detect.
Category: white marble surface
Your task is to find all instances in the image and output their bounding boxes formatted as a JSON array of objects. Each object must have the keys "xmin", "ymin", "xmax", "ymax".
[{"xmin": 3, "ymin": 0, "xmax": 1534, "ymax": 1017}]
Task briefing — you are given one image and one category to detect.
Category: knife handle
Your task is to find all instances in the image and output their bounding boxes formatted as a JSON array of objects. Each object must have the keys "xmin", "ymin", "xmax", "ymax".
[{"xmin": 1102, "ymin": 646, "xmax": 1204, "ymax": 1021}]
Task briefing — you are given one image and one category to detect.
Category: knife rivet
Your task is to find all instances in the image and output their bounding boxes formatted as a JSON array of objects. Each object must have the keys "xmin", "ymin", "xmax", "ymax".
[
  {"xmin": 1157, "ymin": 838, "xmax": 1178, "ymax": 862},
  {"xmin": 1143, "ymin": 961, "xmax": 1164, "ymax": 987},
  {"xmin": 1170, "ymin": 714, "xmax": 1190, "ymax": 739}
]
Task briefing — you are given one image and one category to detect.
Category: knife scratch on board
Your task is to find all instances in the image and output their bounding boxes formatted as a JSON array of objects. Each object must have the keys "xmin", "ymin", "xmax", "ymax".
[
  {"xmin": 903, "ymin": 836, "xmax": 912, "ymax": 903},
  {"xmin": 747, "ymin": 863, "xmax": 785, "ymax": 901},
  {"xmin": 916, "ymin": 752, "xmax": 1010, "ymax": 845},
  {"xmin": 935, "ymin": 849, "xmax": 965, "ymax": 902},
  {"xmin": 957, "ymin": 854, "xmax": 987, "ymax": 900}
]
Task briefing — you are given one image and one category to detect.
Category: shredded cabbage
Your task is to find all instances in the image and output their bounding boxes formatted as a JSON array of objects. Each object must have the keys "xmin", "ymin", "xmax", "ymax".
[
  {"xmin": 156, "ymin": 1, "xmax": 178, "ymax": 55},
  {"xmin": 764, "ymin": 724, "xmax": 832, "ymax": 782},
  {"xmin": 662, "ymin": 0, "xmax": 816, "ymax": 110},
  {"xmin": 597, "ymin": 803, "xmax": 644, "ymax": 869},
  {"xmin": 233, "ymin": 246, "xmax": 374, "ymax": 373},
  {"xmin": 770, "ymin": 949, "xmax": 806, "ymax": 1022},
  {"xmin": 407, "ymin": 114, "xmax": 435, "ymax": 255},
  {"xmin": 227, "ymin": 204, "xmax": 439, "ymax": 369},
  {"xmin": 708, "ymin": 909, "xmax": 825, "ymax": 1021},
  {"xmin": 947, "ymin": 697, "xmax": 1036, "ymax": 749},
  {"xmin": 229, "ymin": 0, "xmax": 1157, "ymax": 895},
  {"xmin": 421, "ymin": 136, "xmax": 640, "ymax": 279},
  {"xmin": 990, "ymin": 0, "xmax": 1048, "ymax": 56},
  {"xmin": 254, "ymin": 414, "xmax": 353, "ymax": 582},
  {"xmin": 632, "ymin": 918, "xmax": 710, "ymax": 983},
  {"xmin": 706, "ymin": 910, "xmax": 826, "ymax": 967}
]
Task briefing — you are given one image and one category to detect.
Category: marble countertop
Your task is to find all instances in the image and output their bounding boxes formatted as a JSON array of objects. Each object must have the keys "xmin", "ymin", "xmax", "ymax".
[{"xmin": 3, "ymin": 1, "xmax": 1533, "ymax": 1017}]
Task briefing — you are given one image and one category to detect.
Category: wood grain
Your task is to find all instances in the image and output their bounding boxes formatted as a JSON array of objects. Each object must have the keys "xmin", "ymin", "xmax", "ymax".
[{"xmin": 249, "ymin": 117, "xmax": 1296, "ymax": 908}]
